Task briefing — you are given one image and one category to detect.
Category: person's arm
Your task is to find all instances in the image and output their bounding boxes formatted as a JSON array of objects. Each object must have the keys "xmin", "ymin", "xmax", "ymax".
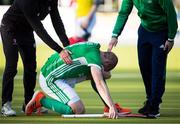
[
  {"xmin": 90, "ymin": 66, "xmax": 118, "ymax": 119},
  {"xmin": 90, "ymin": 79, "xmax": 108, "ymax": 107},
  {"xmin": 112, "ymin": 0, "xmax": 133, "ymax": 38},
  {"xmin": 18, "ymin": 0, "xmax": 63, "ymax": 53},
  {"xmin": 19, "ymin": 0, "xmax": 72, "ymax": 64},
  {"xmin": 90, "ymin": 69, "xmax": 111, "ymax": 107},
  {"xmin": 108, "ymin": 0, "xmax": 133, "ymax": 51},
  {"xmin": 159, "ymin": 0, "xmax": 178, "ymax": 41},
  {"xmin": 159, "ymin": 0, "xmax": 178, "ymax": 53},
  {"xmin": 50, "ymin": 1, "xmax": 72, "ymax": 64},
  {"xmin": 50, "ymin": 0, "xmax": 69, "ymax": 47}
]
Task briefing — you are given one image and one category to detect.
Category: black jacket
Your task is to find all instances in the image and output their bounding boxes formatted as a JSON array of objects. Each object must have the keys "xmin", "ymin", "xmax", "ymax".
[{"xmin": 2, "ymin": 0, "xmax": 69, "ymax": 53}]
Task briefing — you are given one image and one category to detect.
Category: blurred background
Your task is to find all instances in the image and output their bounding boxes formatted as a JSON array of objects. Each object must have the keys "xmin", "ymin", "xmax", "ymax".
[{"xmin": 0, "ymin": 1, "xmax": 179, "ymax": 123}]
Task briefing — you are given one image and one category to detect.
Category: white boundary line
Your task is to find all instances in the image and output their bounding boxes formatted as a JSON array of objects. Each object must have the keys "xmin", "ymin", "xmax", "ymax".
[
  {"xmin": 62, "ymin": 113, "xmax": 147, "ymax": 118},
  {"xmin": 62, "ymin": 114, "xmax": 104, "ymax": 118}
]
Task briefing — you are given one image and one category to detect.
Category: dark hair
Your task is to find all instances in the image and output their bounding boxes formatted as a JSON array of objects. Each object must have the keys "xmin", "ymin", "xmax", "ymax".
[{"xmin": 103, "ymin": 52, "xmax": 118, "ymax": 71}]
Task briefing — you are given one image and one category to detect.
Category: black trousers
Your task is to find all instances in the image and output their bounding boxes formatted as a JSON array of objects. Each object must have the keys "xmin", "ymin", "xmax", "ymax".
[
  {"xmin": 137, "ymin": 25, "xmax": 167, "ymax": 107},
  {"xmin": 1, "ymin": 27, "xmax": 37, "ymax": 106}
]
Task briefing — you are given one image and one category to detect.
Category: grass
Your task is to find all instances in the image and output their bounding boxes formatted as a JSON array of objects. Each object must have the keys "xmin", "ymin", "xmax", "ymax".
[
  {"xmin": 0, "ymin": 43, "xmax": 180, "ymax": 123},
  {"xmin": 0, "ymin": 43, "xmax": 180, "ymax": 71}
]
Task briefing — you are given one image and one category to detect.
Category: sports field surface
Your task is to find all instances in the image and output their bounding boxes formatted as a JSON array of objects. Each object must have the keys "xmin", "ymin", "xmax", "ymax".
[{"xmin": 0, "ymin": 44, "xmax": 180, "ymax": 124}]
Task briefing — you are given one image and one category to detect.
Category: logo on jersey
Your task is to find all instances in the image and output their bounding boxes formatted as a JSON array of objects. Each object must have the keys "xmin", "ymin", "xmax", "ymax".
[
  {"xmin": 159, "ymin": 44, "xmax": 165, "ymax": 49},
  {"xmin": 74, "ymin": 57, "xmax": 88, "ymax": 65}
]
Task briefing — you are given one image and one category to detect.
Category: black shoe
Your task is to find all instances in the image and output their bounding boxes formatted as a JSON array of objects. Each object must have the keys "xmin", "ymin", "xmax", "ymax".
[
  {"xmin": 138, "ymin": 101, "xmax": 150, "ymax": 114},
  {"xmin": 146, "ymin": 106, "xmax": 160, "ymax": 118}
]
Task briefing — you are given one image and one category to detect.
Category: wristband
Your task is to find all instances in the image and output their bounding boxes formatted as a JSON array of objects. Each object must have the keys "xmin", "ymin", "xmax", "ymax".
[
  {"xmin": 112, "ymin": 34, "xmax": 118, "ymax": 39},
  {"xmin": 167, "ymin": 38, "xmax": 174, "ymax": 42}
]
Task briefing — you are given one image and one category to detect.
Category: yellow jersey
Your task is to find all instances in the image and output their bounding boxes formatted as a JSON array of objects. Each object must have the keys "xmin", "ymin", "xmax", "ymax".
[{"xmin": 76, "ymin": 0, "xmax": 93, "ymax": 17}]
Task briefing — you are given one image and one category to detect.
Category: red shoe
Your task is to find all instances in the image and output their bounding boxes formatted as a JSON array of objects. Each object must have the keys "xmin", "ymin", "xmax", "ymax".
[
  {"xmin": 25, "ymin": 91, "xmax": 45, "ymax": 115},
  {"xmin": 104, "ymin": 103, "xmax": 132, "ymax": 115},
  {"xmin": 69, "ymin": 37, "xmax": 86, "ymax": 45}
]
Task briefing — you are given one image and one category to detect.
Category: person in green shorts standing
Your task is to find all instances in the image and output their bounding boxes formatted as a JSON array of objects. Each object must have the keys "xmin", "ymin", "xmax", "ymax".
[
  {"xmin": 108, "ymin": 0, "xmax": 178, "ymax": 118},
  {"xmin": 25, "ymin": 42, "xmax": 119, "ymax": 119}
]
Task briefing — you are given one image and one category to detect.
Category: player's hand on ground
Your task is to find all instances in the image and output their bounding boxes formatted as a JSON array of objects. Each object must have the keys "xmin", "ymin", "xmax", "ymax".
[
  {"xmin": 108, "ymin": 37, "xmax": 118, "ymax": 52},
  {"xmin": 108, "ymin": 105, "xmax": 118, "ymax": 119},
  {"xmin": 59, "ymin": 49, "xmax": 72, "ymax": 64},
  {"xmin": 164, "ymin": 40, "xmax": 174, "ymax": 54}
]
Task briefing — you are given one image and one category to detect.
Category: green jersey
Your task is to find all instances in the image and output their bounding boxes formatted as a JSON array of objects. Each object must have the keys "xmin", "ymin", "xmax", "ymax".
[
  {"xmin": 112, "ymin": 0, "xmax": 178, "ymax": 39},
  {"xmin": 41, "ymin": 42, "xmax": 102, "ymax": 84}
]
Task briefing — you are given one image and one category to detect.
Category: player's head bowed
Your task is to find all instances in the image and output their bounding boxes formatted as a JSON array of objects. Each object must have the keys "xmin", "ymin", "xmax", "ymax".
[{"xmin": 101, "ymin": 51, "xmax": 118, "ymax": 72}]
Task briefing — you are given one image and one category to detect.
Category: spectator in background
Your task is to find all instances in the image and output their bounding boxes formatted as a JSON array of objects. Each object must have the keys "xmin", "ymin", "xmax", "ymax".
[
  {"xmin": 108, "ymin": 0, "xmax": 178, "ymax": 118},
  {"xmin": 69, "ymin": 0, "xmax": 103, "ymax": 44},
  {"xmin": 173, "ymin": 0, "xmax": 180, "ymax": 34},
  {"xmin": 1, "ymin": 0, "xmax": 71, "ymax": 116},
  {"xmin": 174, "ymin": 0, "xmax": 180, "ymax": 16}
]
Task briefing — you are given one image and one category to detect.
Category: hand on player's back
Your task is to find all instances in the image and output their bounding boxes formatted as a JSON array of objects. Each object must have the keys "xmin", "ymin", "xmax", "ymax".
[{"xmin": 59, "ymin": 49, "xmax": 72, "ymax": 64}]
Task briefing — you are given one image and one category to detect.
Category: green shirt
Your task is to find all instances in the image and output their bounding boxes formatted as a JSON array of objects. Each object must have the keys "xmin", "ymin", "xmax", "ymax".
[
  {"xmin": 41, "ymin": 42, "xmax": 102, "ymax": 84},
  {"xmin": 112, "ymin": 0, "xmax": 178, "ymax": 39}
]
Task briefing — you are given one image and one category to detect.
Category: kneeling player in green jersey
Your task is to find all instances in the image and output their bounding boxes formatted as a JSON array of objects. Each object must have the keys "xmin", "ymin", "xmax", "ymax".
[{"xmin": 25, "ymin": 42, "xmax": 119, "ymax": 119}]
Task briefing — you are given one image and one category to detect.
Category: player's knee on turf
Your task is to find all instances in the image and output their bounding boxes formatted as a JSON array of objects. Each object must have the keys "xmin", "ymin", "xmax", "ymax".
[{"xmin": 69, "ymin": 100, "xmax": 85, "ymax": 114}]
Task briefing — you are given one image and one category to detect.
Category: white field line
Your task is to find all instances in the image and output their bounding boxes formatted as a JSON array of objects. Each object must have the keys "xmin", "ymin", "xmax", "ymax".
[{"xmin": 0, "ymin": 72, "xmax": 180, "ymax": 80}]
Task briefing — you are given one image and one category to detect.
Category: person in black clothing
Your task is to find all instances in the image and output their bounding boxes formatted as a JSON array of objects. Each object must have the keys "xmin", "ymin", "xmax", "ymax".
[
  {"xmin": 0, "ymin": 0, "xmax": 72, "ymax": 116},
  {"xmin": 0, "ymin": 0, "xmax": 14, "ymax": 5}
]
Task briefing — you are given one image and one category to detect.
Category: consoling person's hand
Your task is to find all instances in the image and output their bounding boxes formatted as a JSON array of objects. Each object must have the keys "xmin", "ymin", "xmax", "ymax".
[
  {"xmin": 164, "ymin": 40, "xmax": 174, "ymax": 54},
  {"xmin": 108, "ymin": 38, "xmax": 118, "ymax": 52},
  {"xmin": 59, "ymin": 49, "xmax": 72, "ymax": 64}
]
